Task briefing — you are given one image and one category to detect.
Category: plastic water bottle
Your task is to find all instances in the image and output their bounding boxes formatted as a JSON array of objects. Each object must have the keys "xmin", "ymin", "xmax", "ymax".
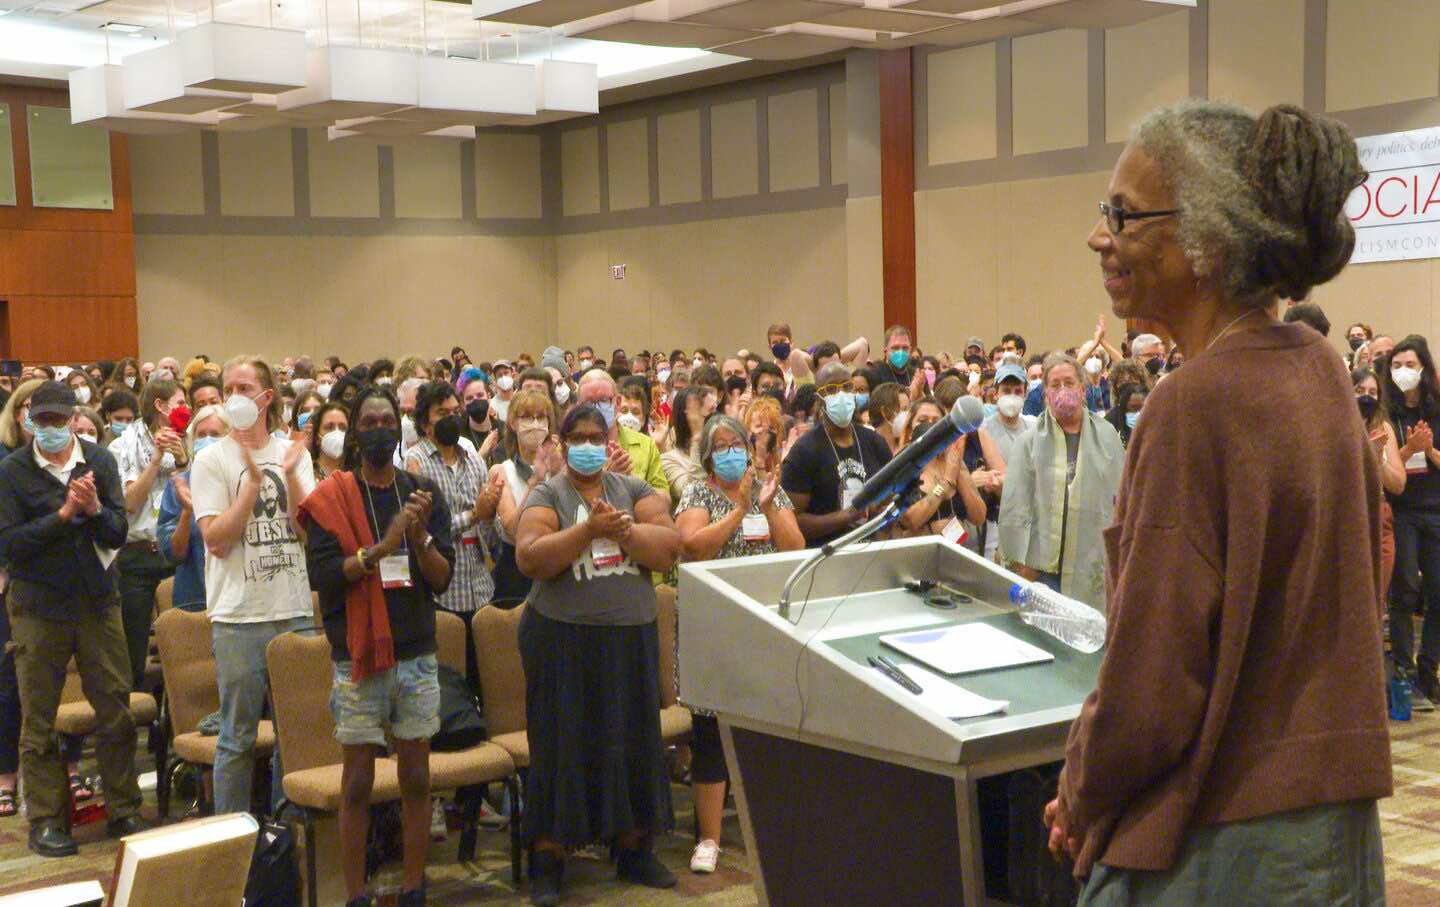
[
  {"xmin": 1008, "ymin": 583, "xmax": 1107, "ymax": 654},
  {"xmin": 1390, "ymin": 675, "xmax": 1413, "ymax": 721}
]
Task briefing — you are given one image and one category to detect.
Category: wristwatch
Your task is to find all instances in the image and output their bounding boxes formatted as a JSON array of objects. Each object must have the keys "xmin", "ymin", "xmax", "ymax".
[
  {"xmin": 931, "ymin": 482, "xmax": 949, "ymax": 499},
  {"xmin": 355, "ymin": 547, "xmax": 372, "ymax": 571}
]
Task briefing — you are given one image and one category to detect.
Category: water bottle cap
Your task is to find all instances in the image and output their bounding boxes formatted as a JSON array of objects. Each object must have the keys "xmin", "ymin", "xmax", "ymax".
[{"xmin": 1008, "ymin": 583, "xmax": 1024, "ymax": 604}]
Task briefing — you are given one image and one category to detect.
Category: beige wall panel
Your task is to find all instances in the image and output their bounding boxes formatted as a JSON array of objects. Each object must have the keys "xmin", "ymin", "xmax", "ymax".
[
  {"xmin": 216, "ymin": 235, "xmax": 316, "ymax": 359},
  {"xmin": 1105, "ymin": 11, "xmax": 1190, "ymax": 143},
  {"xmin": 476, "ymin": 132, "xmax": 543, "ymax": 220},
  {"xmin": 218, "ymin": 128, "xmax": 294, "ymax": 217},
  {"xmin": 607, "ymin": 118, "xmax": 651, "ymax": 212},
  {"xmin": 555, "ymin": 232, "xmax": 610, "ymax": 349},
  {"xmin": 1207, "ymin": 0, "xmax": 1304, "ymax": 111},
  {"xmin": 710, "ymin": 99, "xmax": 759, "ymax": 199},
  {"xmin": 307, "ymin": 129, "xmax": 379, "ymax": 218},
  {"xmin": 657, "ymin": 109, "xmax": 702, "ymax": 205},
  {"xmin": 846, "ymin": 196, "xmax": 884, "ymax": 344},
  {"xmin": 830, "ymin": 82, "xmax": 847, "ymax": 185},
  {"xmin": 927, "ymin": 43, "xmax": 998, "ymax": 165},
  {"xmin": 441, "ymin": 235, "xmax": 554, "ymax": 357},
  {"xmin": 768, "ymin": 88, "xmax": 820, "ymax": 192},
  {"xmin": 995, "ymin": 170, "xmax": 1113, "ymax": 352},
  {"xmin": 136, "ymin": 234, "xmax": 225, "ymax": 359},
  {"xmin": 129, "ymin": 133, "xmax": 204, "ymax": 216},
  {"xmin": 916, "ymin": 185, "xmax": 1000, "ymax": 353},
  {"xmin": 393, "ymin": 139, "xmax": 462, "ymax": 220},
  {"xmin": 305, "ymin": 235, "xmax": 400, "ymax": 361},
  {"xmin": 647, "ymin": 220, "xmax": 718, "ymax": 345},
  {"xmin": 767, "ymin": 207, "xmax": 848, "ymax": 343},
  {"xmin": 1326, "ymin": 0, "xmax": 1440, "ymax": 112},
  {"xmin": 1313, "ymin": 259, "xmax": 1435, "ymax": 352},
  {"xmin": 1013, "ymin": 30, "xmax": 1088, "ymax": 155},
  {"xmin": 561, "ymin": 127, "xmax": 601, "ymax": 217}
]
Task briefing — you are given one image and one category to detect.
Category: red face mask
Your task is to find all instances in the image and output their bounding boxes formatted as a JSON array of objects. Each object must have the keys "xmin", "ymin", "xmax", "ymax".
[{"xmin": 169, "ymin": 405, "xmax": 193, "ymax": 433}]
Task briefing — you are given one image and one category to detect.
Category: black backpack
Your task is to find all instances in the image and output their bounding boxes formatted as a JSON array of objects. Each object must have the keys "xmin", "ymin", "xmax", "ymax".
[
  {"xmin": 244, "ymin": 819, "xmax": 300, "ymax": 907},
  {"xmin": 431, "ymin": 664, "xmax": 486, "ymax": 752}
]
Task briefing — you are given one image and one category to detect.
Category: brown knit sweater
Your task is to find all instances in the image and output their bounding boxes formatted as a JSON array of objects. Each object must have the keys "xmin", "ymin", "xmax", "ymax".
[{"xmin": 1058, "ymin": 321, "xmax": 1393, "ymax": 876}]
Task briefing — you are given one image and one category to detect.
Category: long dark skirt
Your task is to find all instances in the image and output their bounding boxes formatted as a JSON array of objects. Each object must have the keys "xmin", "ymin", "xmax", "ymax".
[{"xmin": 519, "ymin": 607, "xmax": 674, "ymax": 847}]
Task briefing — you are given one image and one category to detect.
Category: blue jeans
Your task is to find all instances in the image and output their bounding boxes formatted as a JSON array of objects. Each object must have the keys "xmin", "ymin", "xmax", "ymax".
[{"xmin": 212, "ymin": 617, "xmax": 313, "ymax": 815}]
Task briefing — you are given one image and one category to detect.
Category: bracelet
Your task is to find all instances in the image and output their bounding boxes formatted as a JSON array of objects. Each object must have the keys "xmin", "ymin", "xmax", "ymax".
[{"xmin": 355, "ymin": 547, "xmax": 371, "ymax": 571}]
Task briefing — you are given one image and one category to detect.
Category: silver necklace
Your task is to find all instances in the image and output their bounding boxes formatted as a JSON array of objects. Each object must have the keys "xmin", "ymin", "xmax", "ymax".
[{"xmin": 1205, "ymin": 308, "xmax": 1261, "ymax": 352}]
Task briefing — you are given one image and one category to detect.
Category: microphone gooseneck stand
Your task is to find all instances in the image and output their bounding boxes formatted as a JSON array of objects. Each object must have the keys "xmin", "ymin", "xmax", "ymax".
[{"xmin": 777, "ymin": 477, "xmax": 927, "ymax": 621}]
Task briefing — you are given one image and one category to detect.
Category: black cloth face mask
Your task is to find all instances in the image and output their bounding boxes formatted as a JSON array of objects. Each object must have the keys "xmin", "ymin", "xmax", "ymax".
[{"xmin": 357, "ymin": 426, "xmax": 400, "ymax": 466}]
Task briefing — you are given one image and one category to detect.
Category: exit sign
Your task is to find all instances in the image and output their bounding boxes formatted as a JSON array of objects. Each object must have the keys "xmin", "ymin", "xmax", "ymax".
[{"xmin": 611, "ymin": 264, "xmax": 626, "ymax": 280}]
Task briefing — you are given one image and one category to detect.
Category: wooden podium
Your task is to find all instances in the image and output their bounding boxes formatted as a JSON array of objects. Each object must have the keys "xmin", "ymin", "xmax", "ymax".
[{"xmin": 678, "ymin": 537, "xmax": 1102, "ymax": 907}]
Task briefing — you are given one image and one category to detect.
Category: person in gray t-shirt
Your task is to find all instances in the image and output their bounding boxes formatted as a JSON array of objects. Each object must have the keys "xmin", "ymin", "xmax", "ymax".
[{"xmin": 514, "ymin": 403, "xmax": 683, "ymax": 902}]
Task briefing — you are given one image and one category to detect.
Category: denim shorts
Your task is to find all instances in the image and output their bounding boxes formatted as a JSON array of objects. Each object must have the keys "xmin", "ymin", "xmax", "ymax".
[{"xmin": 329, "ymin": 654, "xmax": 440, "ymax": 747}]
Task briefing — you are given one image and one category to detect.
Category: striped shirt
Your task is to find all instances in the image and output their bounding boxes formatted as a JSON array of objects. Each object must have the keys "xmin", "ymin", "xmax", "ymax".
[{"xmin": 406, "ymin": 438, "xmax": 495, "ymax": 612}]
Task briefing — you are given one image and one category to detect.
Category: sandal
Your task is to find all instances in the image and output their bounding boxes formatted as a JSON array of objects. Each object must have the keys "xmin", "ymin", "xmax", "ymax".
[
  {"xmin": 69, "ymin": 773, "xmax": 94, "ymax": 803},
  {"xmin": 0, "ymin": 788, "xmax": 16, "ymax": 817}
]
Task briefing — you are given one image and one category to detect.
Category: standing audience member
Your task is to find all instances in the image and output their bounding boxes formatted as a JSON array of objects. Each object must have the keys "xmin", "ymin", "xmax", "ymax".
[
  {"xmin": 303, "ymin": 386, "xmax": 454, "ymax": 907},
  {"xmin": 157, "ymin": 404, "xmax": 230, "ymax": 613},
  {"xmin": 311, "ymin": 399, "xmax": 351, "ymax": 481},
  {"xmin": 998, "ymin": 353, "xmax": 1123, "ymax": 611},
  {"xmin": 659, "ymin": 387, "xmax": 709, "ymax": 505},
  {"xmin": 894, "ymin": 398, "xmax": 987, "ymax": 538},
  {"xmin": 1356, "ymin": 370, "xmax": 1405, "ymax": 630},
  {"xmin": 576, "ymin": 370, "xmax": 669, "ymax": 496},
  {"xmin": 491, "ymin": 390, "xmax": 559, "ymax": 605},
  {"xmin": 514, "ymin": 404, "xmax": 681, "ymax": 906},
  {"xmin": 191, "ymin": 356, "xmax": 316, "ymax": 815},
  {"xmin": 0, "ymin": 382, "xmax": 149, "ymax": 856},
  {"xmin": 674, "ymin": 415, "xmax": 802, "ymax": 873},
  {"xmin": 781, "ymin": 363, "xmax": 893, "ymax": 548},
  {"xmin": 1383, "ymin": 335, "xmax": 1440, "ymax": 707},
  {"xmin": 109, "ymin": 378, "xmax": 187, "ymax": 687}
]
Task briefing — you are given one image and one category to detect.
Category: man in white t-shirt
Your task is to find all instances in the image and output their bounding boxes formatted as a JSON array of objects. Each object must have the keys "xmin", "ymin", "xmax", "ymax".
[
  {"xmin": 981, "ymin": 363, "xmax": 1035, "ymax": 561},
  {"xmin": 191, "ymin": 356, "xmax": 316, "ymax": 815}
]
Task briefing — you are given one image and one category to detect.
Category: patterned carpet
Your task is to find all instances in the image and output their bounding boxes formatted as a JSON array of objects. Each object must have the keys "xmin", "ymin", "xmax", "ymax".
[{"xmin": 1, "ymin": 713, "xmax": 1437, "ymax": 905}]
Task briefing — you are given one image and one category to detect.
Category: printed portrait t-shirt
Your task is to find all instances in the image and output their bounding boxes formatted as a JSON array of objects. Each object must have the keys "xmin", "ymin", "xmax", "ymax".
[{"xmin": 191, "ymin": 434, "xmax": 316, "ymax": 624}]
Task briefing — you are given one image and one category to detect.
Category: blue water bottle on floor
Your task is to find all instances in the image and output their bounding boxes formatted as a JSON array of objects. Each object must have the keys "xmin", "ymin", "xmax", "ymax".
[{"xmin": 1390, "ymin": 674, "xmax": 1412, "ymax": 721}]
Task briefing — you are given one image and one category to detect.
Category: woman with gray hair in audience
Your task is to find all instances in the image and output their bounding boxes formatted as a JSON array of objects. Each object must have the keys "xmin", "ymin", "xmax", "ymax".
[
  {"xmin": 997, "ymin": 352, "xmax": 1123, "ymax": 612},
  {"xmin": 674, "ymin": 414, "xmax": 803, "ymax": 874}
]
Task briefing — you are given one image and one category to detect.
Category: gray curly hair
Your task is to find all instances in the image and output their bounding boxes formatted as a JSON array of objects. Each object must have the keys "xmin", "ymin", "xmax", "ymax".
[
  {"xmin": 699, "ymin": 414, "xmax": 749, "ymax": 473},
  {"xmin": 1133, "ymin": 100, "xmax": 1366, "ymax": 304}
]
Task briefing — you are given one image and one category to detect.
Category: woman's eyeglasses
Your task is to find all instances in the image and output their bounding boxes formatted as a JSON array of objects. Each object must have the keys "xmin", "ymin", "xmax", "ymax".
[{"xmin": 1099, "ymin": 201, "xmax": 1178, "ymax": 234}]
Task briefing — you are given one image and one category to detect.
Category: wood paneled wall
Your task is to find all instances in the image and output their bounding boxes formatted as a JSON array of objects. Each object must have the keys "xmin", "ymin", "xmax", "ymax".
[{"xmin": 0, "ymin": 84, "xmax": 137, "ymax": 363}]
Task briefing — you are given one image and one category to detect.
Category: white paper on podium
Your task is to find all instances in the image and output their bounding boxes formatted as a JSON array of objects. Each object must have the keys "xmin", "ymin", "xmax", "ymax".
[
  {"xmin": 888, "ymin": 663, "xmax": 1008, "ymax": 719},
  {"xmin": 880, "ymin": 622, "xmax": 1053, "ymax": 675}
]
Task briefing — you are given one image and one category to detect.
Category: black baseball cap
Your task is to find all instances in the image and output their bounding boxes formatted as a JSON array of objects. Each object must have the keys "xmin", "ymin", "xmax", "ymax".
[{"xmin": 29, "ymin": 380, "xmax": 77, "ymax": 418}]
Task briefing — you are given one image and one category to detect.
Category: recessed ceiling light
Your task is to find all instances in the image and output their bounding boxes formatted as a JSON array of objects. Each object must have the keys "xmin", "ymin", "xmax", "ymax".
[{"xmin": 99, "ymin": 22, "xmax": 146, "ymax": 34}]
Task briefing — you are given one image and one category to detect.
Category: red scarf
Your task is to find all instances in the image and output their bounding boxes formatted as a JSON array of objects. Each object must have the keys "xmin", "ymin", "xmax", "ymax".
[{"xmin": 298, "ymin": 471, "xmax": 395, "ymax": 682}]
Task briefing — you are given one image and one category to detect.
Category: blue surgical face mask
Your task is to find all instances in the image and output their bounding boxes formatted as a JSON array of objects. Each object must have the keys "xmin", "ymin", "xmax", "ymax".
[
  {"xmin": 712, "ymin": 447, "xmax": 748, "ymax": 483},
  {"xmin": 297, "ymin": 411, "xmax": 313, "ymax": 429},
  {"xmin": 594, "ymin": 401, "xmax": 616, "ymax": 430},
  {"xmin": 35, "ymin": 424, "xmax": 72, "ymax": 454},
  {"xmin": 22, "ymin": 413, "xmax": 35, "ymax": 437},
  {"xmin": 1125, "ymin": 412, "xmax": 1140, "ymax": 430},
  {"xmin": 567, "ymin": 442, "xmax": 607, "ymax": 476},
  {"xmin": 854, "ymin": 392, "xmax": 870, "ymax": 412},
  {"xmin": 888, "ymin": 349, "xmax": 911, "ymax": 370},
  {"xmin": 192, "ymin": 435, "xmax": 220, "ymax": 456},
  {"xmin": 824, "ymin": 391, "xmax": 856, "ymax": 427},
  {"xmin": 1028, "ymin": 378, "xmax": 1042, "ymax": 393},
  {"xmin": 110, "ymin": 421, "xmax": 131, "ymax": 438},
  {"xmin": 983, "ymin": 403, "xmax": 999, "ymax": 419}
]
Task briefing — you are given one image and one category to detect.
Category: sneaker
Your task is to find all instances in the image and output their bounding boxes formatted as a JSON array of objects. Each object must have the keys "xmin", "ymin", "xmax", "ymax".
[
  {"xmin": 690, "ymin": 839, "xmax": 720, "ymax": 874},
  {"xmin": 430, "ymin": 798, "xmax": 448, "ymax": 842},
  {"xmin": 616, "ymin": 847, "xmax": 677, "ymax": 889},
  {"xmin": 478, "ymin": 798, "xmax": 509, "ymax": 829},
  {"xmin": 529, "ymin": 849, "xmax": 564, "ymax": 907}
]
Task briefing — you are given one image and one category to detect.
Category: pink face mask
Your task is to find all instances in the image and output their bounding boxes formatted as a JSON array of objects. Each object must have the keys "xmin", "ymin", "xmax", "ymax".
[
  {"xmin": 924, "ymin": 368, "xmax": 937, "ymax": 388},
  {"xmin": 1046, "ymin": 386, "xmax": 1085, "ymax": 422}
]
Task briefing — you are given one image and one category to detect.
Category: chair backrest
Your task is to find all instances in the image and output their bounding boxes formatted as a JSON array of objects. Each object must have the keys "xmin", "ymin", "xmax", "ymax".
[
  {"xmin": 265, "ymin": 631, "xmax": 342, "ymax": 774},
  {"xmin": 434, "ymin": 610, "xmax": 467, "ymax": 675},
  {"xmin": 471, "ymin": 604, "xmax": 526, "ymax": 737},
  {"xmin": 154, "ymin": 576, "xmax": 175, "ymax": 616},
  {"xmin": 655, "ymin": 584, "xmax": 680, "ymax": 708},
  {"xmin": 154, "ymin": 609, "xmax": 218, "ymax": 736}
]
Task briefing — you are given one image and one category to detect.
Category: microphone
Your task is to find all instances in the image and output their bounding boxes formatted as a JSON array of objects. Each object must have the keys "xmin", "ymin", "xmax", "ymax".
[{"xmin": 851, "ymin": 396, "xmax": 987, "ymax": 511}]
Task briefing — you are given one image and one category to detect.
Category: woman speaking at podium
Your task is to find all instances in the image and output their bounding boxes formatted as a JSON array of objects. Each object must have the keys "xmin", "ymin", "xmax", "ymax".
[{"xmin": 1044, "ymin": 101, "xmax": 1392, "ymax": 905}]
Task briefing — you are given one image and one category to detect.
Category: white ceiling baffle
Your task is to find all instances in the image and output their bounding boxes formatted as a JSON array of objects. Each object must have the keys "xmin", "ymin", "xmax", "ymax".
[
  {"xmin": 533, "ymin": 57, "xmax": 597, "ymax": 115},
  {"xmin": 564, "ymin": 0, "xmax": 761, "ymax": 48},
  {"xmin": 122, "ymin": 40, "xmax": 251, "ymax": 112},
  {"xmin": 275, "ymin": 43, "xmax": 419, "ymax": 117},
  {"xmin": 472, "ymin": 0, "xmax": 638, "ymax": 29},
  {"xmin": 411, "ymin": 3, "xmax": 537, "ymax": 125},
  {"xmin": 178, "ymin": 22, "xmax": 307, "ymax": 93},
  {"xmin": 70, "ymin": 62, "xmax": 224, "ymax": 132}
]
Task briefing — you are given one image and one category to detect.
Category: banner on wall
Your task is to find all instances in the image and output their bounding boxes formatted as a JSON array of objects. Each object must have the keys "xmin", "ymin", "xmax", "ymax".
[{"xmin": 1346, "ymin": 125, "xmax": 1440, "ymax": 264}]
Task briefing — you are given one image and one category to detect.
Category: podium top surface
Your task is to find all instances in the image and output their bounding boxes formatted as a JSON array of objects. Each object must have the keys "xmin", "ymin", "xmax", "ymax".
[{"xmin": 820, "ymin": 599, "xmax": 1102, "ymax": 721}]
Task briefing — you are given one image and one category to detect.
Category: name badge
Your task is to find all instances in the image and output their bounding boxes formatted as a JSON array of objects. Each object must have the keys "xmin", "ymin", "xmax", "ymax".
[
  {"xmin": 941, "ymin": 517, "xmax": 969, "ymax": 546},
  {"xmin": 590, "ymin": 536, "xmax": 624, "ymax": 570},
  {"xmin": 1406, "ymin": 450, "xmax": 1429, "ymax": 475},
  {"xmin": 841, "ymin": 477, "xmax": 863, "ymax": 511},
  {"xmin": 379, "ymin": 552, "xmax": 414, "ymax": 589},
  {"xmin": 462, "ymin": 526, "xmax": 480, "ymax": 547},
  {"xmin": 742, "ymin": 512, "xmax": 771, "ymax": 542}
]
